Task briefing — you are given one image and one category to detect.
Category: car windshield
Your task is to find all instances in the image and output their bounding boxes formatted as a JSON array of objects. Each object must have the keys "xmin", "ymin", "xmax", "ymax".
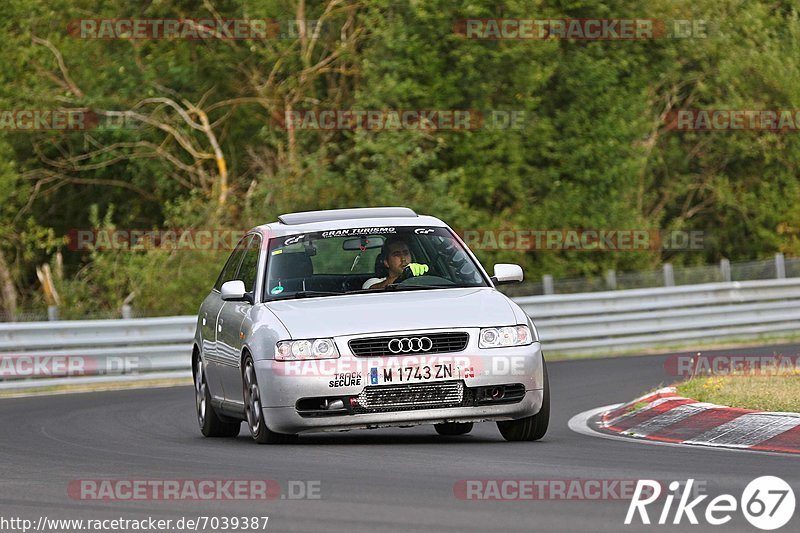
[{"xmin": 263, "ymin": 226, "xmax": 489, "ymax": 299}]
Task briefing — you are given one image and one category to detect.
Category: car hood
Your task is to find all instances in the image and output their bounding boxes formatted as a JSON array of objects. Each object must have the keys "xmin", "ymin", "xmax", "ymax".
[{"xmin": 265, "ymin": 288, "xmax": 516, "ymax": 338}]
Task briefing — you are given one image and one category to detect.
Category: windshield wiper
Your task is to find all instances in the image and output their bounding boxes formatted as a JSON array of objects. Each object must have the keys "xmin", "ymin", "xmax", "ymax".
[
  {"xmin": 271, "ymin": 290, "xmax": 344, "ymax": 300},
  {"xmin": 386, "ymin": 284, "xmax": 458, "ymax": 291},
  {"xmin": 347, "ymin": 284, "xmax": 458, "ymax": 294}
]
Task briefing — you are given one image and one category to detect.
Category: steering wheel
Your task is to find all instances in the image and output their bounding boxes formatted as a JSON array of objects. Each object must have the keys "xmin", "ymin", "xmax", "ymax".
[
  {"xmin": 393, "ymin": 265, "xmax": 415, "ymax": 284},
  {"xmin": 393, "ymin": 267, "xmax": 455, "ymax": 287}
]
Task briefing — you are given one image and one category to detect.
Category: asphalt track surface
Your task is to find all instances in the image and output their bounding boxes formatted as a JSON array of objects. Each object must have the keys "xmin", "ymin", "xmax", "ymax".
[{"xmin": 2, "ymin": 344, "xmax": 799, "ymax": 533}]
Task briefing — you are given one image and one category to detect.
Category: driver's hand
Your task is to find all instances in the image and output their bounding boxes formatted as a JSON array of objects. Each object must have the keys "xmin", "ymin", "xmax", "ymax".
[{"xmin": 406, "ymin": 263, "xmax": 429, "ymax": 276}]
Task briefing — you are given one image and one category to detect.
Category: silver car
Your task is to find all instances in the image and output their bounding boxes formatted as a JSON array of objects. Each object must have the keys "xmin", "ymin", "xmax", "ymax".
[{"xmin": 193, "ymin": 207, "xmax": 549, "ymax": 444}]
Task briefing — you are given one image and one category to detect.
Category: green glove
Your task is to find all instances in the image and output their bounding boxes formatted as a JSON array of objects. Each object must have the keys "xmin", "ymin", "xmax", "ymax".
[{"xmin": 407, "ymin": 263, "xmax": 429, "ymax": 276}]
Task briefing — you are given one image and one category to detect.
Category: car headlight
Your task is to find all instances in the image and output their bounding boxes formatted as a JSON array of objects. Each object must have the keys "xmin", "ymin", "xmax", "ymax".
[
  {"xmin": 479, "ymin": 325, "xmax": 534, "ymax": 348},
  {"xmin": 275, "ymin": 338, "xmax": 340, "ymax": 360}
]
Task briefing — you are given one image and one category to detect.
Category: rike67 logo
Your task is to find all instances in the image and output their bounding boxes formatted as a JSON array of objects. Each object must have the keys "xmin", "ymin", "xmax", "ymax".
[{"xmin": 626, "ymin": 477, "xmax": 795, "ymax": 530}]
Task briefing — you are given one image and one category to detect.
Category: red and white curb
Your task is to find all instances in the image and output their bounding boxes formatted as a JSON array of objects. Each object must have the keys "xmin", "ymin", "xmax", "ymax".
[{"xmin": 598, "ymin": 387, "xmax": 800, "ymax": 454}]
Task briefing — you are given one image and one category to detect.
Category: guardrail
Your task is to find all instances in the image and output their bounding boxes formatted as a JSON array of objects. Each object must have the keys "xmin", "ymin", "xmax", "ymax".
[
  {"xmin": 2, "ymin": 278, "xmax": 800, "ymax": 390},
  {"xmin": 0, "ymin": 315, "xmax": 195, "ymax": 390},
  {"xmin": 516, "ymin": 278, "xmax": 800, "ymax": 353}
]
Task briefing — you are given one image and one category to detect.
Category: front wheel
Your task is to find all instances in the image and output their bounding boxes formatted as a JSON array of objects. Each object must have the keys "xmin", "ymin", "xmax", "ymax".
[
  {"xmin": 496, "ymin": 359, "xmax": 550, "ymax": 442},
  {"xmin": 194, "ymin": 356, "xmax": 240, "ymax": 438},
  {"xmin": 242, "ymin": 355, "xmax": 297, "ymax": 444}
]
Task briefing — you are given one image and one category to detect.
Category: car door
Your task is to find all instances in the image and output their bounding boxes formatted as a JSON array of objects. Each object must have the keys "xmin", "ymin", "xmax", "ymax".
[
  {"xmin": 198, "ymin": 291, "xmax": 225, "ymax": 399},
  {"xmin": 218, "ymin": 233, "xmax": 262, "ymax": 404},
  {"xmin": 203, "ymin": 236, "xmax": 249, "ymax": 400}
]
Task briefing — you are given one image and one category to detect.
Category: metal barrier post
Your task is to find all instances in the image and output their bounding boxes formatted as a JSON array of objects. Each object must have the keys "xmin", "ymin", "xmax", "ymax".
[
  {"xmin": 542, "ymin": 275, "xmax": 554, "ymax": 295},
  {"xmin": 720, "ymin": 258, "xmax": 731, "ymax": 282},
  {"xmin": 663, "ymin": 263, "xmax": 674, "ymax": 287},
  {"xmin": 776, "ymin": 253, "xmax": 786, "ymax": 279},
  {"xmin": 605, "ymin": 270, "xmax": 617, "ymax": 290}
]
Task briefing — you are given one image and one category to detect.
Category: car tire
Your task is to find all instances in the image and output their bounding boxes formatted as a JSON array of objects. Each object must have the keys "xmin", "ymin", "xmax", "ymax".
[
  {"xmin": 434, "ymin": 422, "xmax": 473, "ymax": 436},
  {"xmin": 194, "ymin": 356, "xmax": 241, "ymax": 438},
  {"xmin": 242, "ymin": 354, "xmax": 298, "ymax": 444},
  {"xmin": 496, "ymin": 358, "xmax": 550, "ymax": 442}
]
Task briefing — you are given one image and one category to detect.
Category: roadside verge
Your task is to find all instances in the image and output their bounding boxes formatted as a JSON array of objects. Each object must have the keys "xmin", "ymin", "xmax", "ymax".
[
  {"xmin": 0, "ymin": 371, "xmax": 191, "ymax": 398},
  {"xmin": 597, "ymin": 387, "xmax": 800, "ymax": 454}
]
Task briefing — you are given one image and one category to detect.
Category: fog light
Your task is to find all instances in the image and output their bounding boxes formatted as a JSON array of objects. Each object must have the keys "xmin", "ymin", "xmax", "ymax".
[{"xmin": 325, "ymin": 399, "xmax": 345, "ymax": 410}]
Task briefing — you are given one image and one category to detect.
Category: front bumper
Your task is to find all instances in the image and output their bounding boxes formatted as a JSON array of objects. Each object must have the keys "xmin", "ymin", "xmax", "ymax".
[
  {"xmin": 254, "ymin": 334, "xmax": 544, "ymax": 434},
  {"xmin": 263, "ymin": 389, "xmax": 543, "ymax": 434}
]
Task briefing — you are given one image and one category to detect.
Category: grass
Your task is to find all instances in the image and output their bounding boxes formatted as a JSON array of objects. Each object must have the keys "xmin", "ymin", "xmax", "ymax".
[
  {"xmin": 546, "ymin": 331, "xmax": 800, "ymax": 361},
  {"xmin": 676, "ymin": 374, "xmax": 800, "ymax": 413},
  {"xmin": 626, "ymin": 400, "xmax": 650, "ymax": 413}
]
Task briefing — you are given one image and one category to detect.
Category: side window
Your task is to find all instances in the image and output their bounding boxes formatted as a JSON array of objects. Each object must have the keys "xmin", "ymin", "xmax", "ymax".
[
  {"xmin": 214, "ymin": 236, "xmax": 250, "ymax": 290},
  {"xmin": 236, "ymin": 234, "xmax": 261, "ymax": 293}
]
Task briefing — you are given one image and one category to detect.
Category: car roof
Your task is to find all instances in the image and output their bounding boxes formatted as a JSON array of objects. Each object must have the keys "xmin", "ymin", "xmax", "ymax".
[
  {"xmin": 249, "ymin": 207, "xmax": 449, "ymax": 237},
  {"xmin": 278, "ymin": 207, "xmax": 417, "ymax": 225}
]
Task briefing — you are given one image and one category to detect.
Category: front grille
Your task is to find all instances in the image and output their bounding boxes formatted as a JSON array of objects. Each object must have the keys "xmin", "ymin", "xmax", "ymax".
[
  {"xmin": 353, "ymin": 381, "xmax": 465, "ymax": 413},
  {"xmin": 295, "ymin": 382, "xmax": 527, "ymax": 417},
  {"xmin": 349, "ymin": 332, "xmax": 469, "ymax": 356}
]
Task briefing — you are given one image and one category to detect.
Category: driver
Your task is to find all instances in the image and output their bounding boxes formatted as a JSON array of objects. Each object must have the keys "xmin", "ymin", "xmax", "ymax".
[{"xmin": 362, "ymin": 235, "xmax": 428, "ymax": 289}]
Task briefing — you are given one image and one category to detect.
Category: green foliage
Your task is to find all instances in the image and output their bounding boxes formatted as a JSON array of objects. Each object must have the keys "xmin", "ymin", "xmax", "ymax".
[{"xmin": 1, "ymin": 0, "xmax": 799, "ymax": 317}]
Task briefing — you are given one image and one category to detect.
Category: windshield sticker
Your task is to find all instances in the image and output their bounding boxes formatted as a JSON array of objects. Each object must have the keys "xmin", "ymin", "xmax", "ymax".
[
  {"xmin": 414, "ymin": 228, "xmax": 435, "ymax": 234},
  {"xmin": 271, "ymin": 249, "xmax": 283, "ymax": 255},
  {"xmin": 320, "ymin": 227, "xmax": 396, "ymax": 238},
  {"xmin": 284, "ymin": 234, "xmax": 305, "ymax": 246},
  {"xmin": 270, "ymin": 283, "xmax": 284, "ymax": 295}
]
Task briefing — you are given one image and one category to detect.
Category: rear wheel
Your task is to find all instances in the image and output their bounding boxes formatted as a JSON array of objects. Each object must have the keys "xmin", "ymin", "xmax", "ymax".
[
  {"xmin": 194, "ymin": 356, "xmax": 240, "ymax": 437},
  {"xmin": 497, "ymin": 359, "xmax": 550, "ymax": 442},
  {"xmin": 242, "ymin": 355, "xmax": 298, "ymax": 444},
  {"xmin": 434, "ymin": 422, "xmax": 473, "ymax": 436}
]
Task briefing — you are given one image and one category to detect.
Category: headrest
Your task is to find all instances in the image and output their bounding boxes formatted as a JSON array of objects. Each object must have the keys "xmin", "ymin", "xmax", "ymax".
[
  {"xmin": 374, "ymin": 252, "xmax": 388, "ymax": 277},
  {"xmin": 270, "ymin": 252, "xmax": 313, "ymax": 279}
]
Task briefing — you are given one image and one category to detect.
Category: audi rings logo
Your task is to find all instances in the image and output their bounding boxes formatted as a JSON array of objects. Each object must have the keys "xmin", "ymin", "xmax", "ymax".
[{"xmin": 388, "ymin": 337, "xmax": 433, "ymax": 354}]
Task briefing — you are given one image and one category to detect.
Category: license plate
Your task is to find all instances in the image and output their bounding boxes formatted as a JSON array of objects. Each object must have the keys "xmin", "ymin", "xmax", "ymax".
[{"xmin": 369, "ymin": 363, "xmax": 455, "ymax": 385}]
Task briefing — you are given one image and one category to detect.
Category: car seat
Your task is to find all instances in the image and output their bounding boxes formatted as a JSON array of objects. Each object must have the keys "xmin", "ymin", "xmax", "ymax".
[{"xmin": 267, "ymin": 252, "xmax": 313, "ymax": 294}]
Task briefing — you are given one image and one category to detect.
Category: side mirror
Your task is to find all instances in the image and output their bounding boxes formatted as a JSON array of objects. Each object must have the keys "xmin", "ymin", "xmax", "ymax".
[
  {"xmin": 491, "ymin": 264, "xmax": 523, "ymax": 285},
  {"xmin": 220, "ymin": 280, "xmax": 253, "ymax": 303}
]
